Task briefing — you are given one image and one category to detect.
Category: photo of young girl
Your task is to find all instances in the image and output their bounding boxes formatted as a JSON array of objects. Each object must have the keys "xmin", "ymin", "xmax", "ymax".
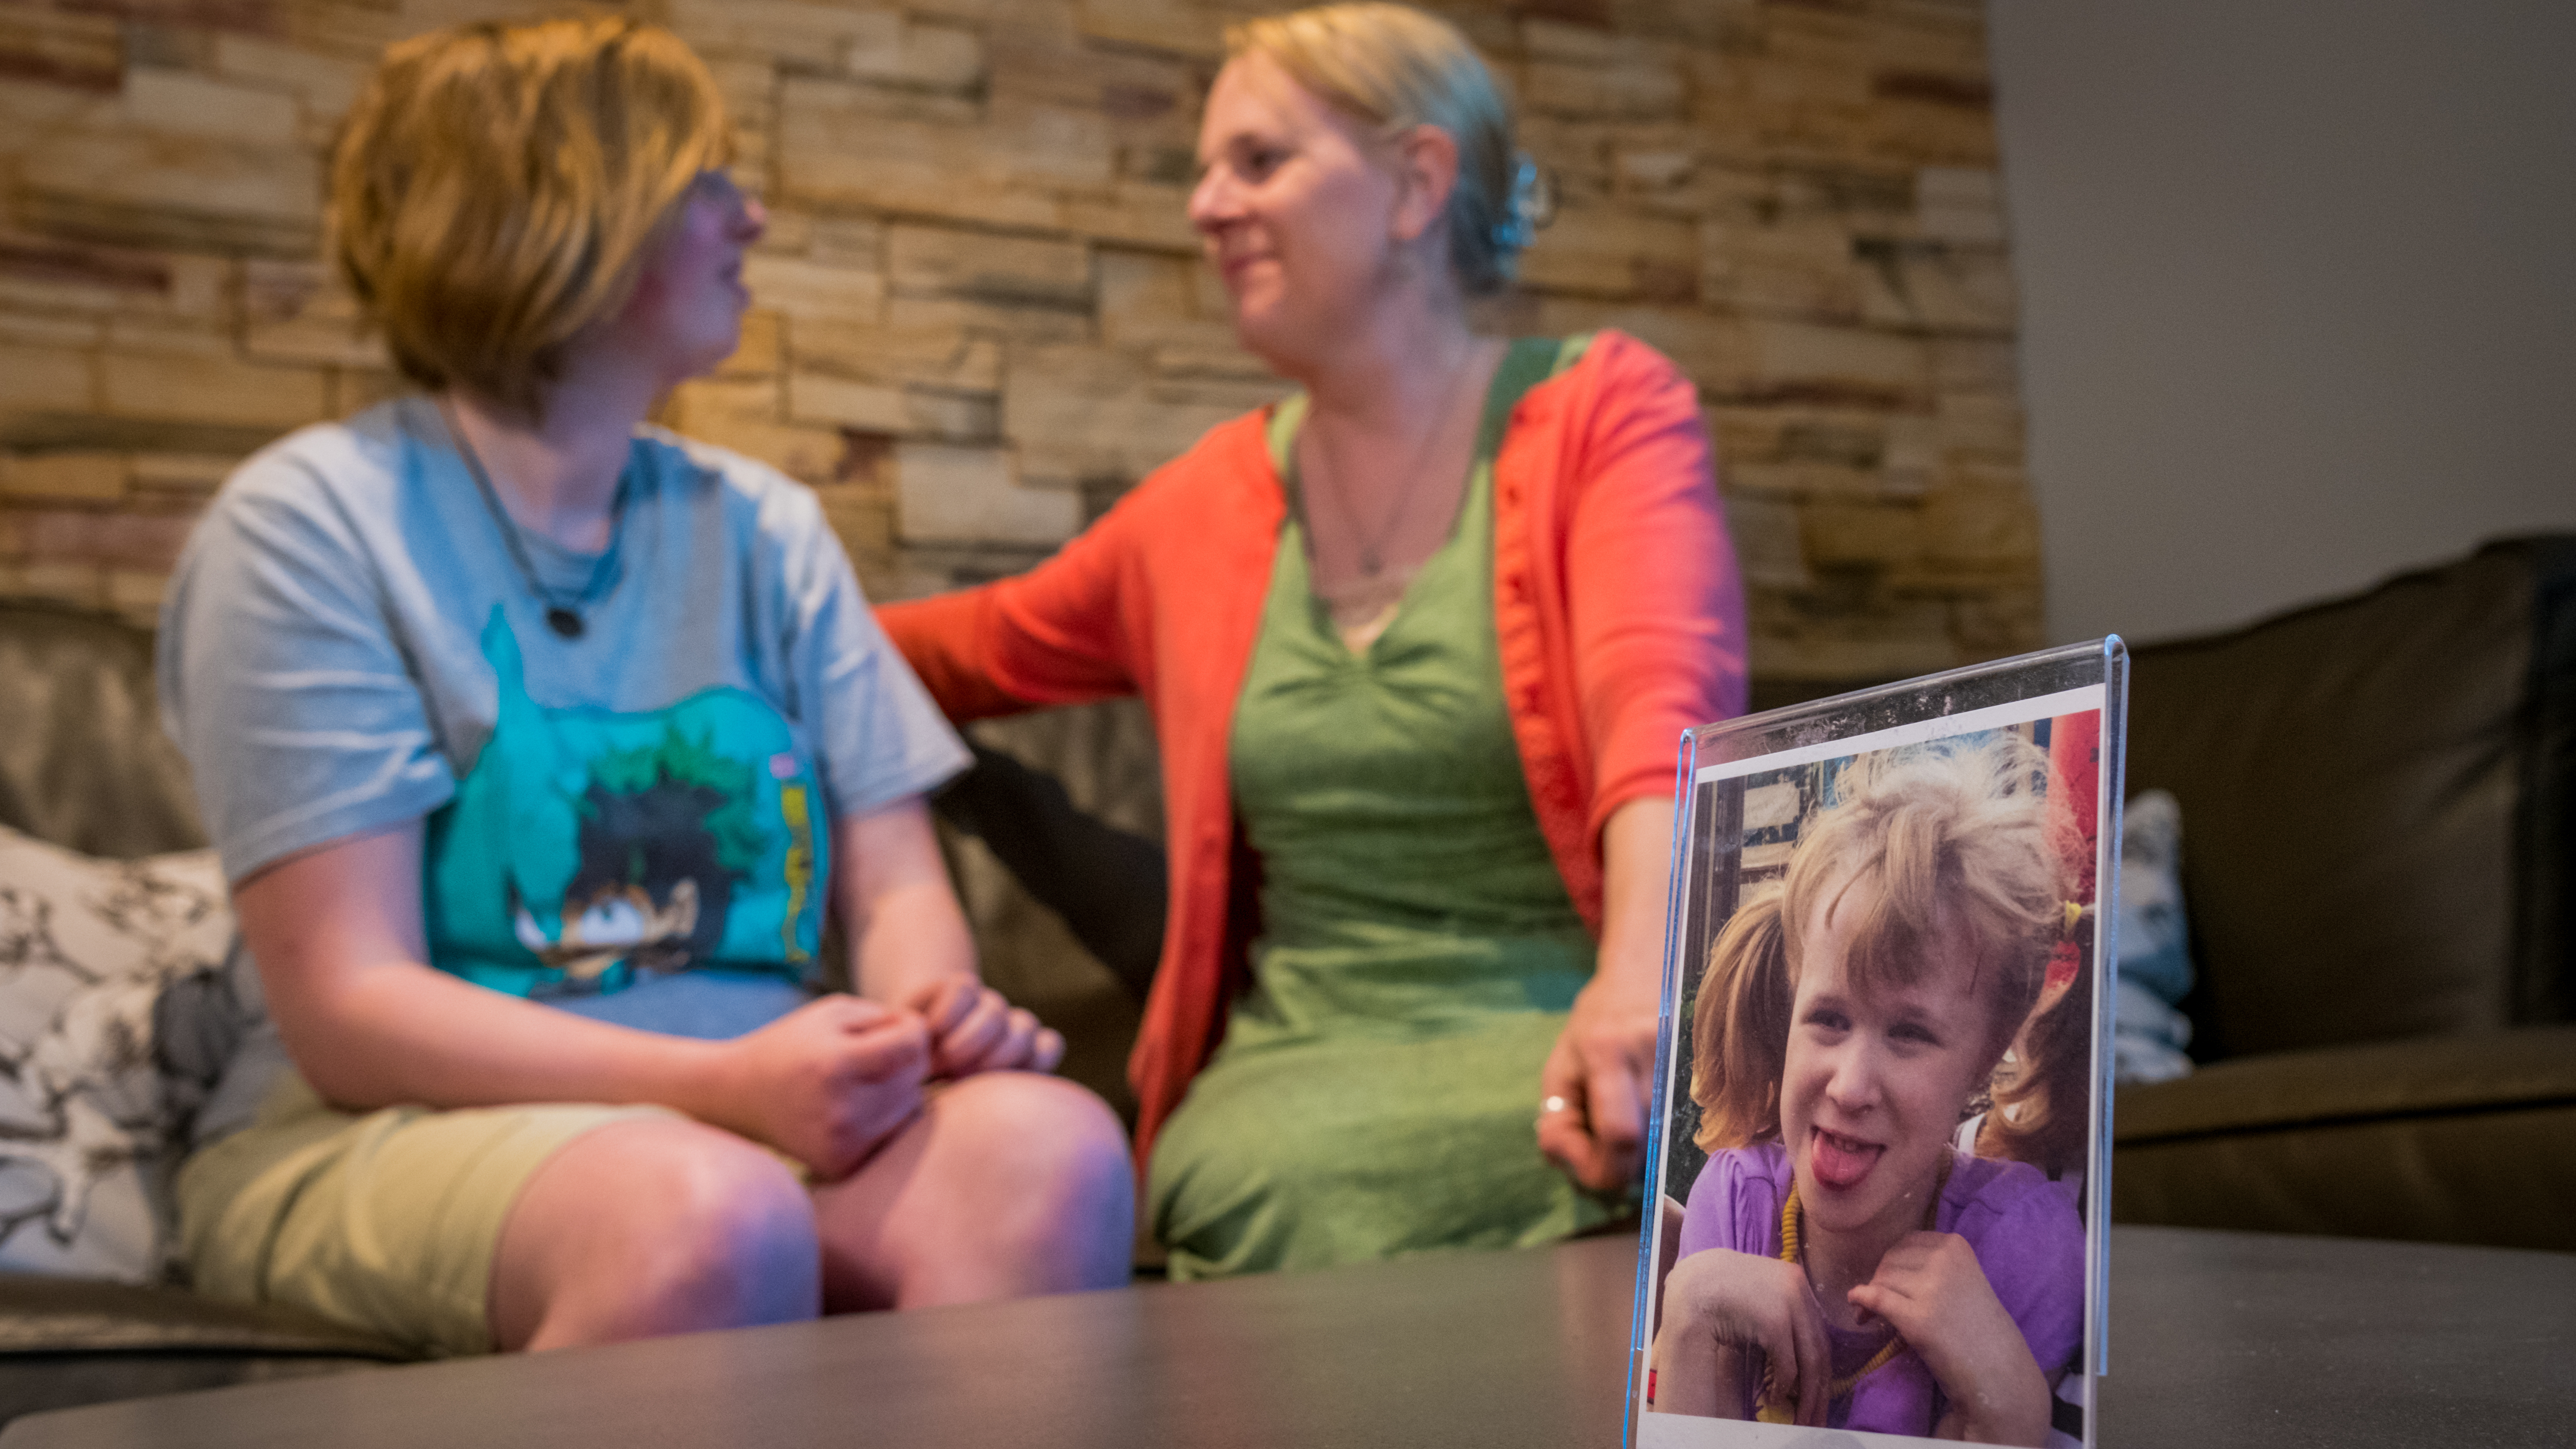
[{"xmin": 1641, "ymin": 719, "xmax": 2102, "ymax": 1449}]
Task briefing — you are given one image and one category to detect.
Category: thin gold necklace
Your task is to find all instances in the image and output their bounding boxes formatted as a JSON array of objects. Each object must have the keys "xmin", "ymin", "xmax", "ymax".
[{"xmin": 1306, "ymin": 341, "xmax": 1481, "ymax": 578}]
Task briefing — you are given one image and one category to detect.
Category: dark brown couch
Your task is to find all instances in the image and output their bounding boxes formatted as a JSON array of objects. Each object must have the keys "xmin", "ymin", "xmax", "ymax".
[{"xmin": 2109, "ymin": 537, "xmax": 2576, "ymax": 1249}]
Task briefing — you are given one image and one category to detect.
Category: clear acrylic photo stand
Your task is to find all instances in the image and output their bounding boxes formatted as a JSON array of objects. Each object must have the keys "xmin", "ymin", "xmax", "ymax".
[{"xmin": 1627, "ymin": 639, "xmax": 2128, "ymax": 1449}]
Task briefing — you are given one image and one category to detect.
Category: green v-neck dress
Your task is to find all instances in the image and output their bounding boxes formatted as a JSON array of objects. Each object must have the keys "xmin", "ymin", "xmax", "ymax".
[{"xmin": 1145, "ymin": 338, "xmax": 1619, "ymax": 1279}]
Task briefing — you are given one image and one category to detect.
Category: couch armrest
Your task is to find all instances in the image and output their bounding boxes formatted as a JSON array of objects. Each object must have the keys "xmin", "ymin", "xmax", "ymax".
[{"xmin": 2112, "ymin": 1025, "xmax": 2576, "ymax": 1250}]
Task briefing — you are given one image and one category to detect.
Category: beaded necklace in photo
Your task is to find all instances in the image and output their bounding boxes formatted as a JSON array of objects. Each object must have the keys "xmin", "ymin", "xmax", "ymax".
[{"xmin": 1753, "ymin": 1155, "xmax": 1954, "ymax": 1425}]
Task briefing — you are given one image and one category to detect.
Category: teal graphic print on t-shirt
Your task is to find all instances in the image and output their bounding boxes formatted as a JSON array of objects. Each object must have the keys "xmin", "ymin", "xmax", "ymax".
[{"xmin": 423, "ymin": 610, "xmax": 828, "ymax": 997}]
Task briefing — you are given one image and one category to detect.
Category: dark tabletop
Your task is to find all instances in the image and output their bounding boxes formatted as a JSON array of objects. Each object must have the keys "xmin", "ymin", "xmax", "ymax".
[{"xmin": 5, "ymin": 1225, "xmax": 2570, "ymax": 1448}]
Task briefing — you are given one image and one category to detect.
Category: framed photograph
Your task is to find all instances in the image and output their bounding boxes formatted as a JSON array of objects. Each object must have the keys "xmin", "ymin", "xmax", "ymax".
[{"xmin": 1629, "ymin": 640, "xmax": 2127, "ymax": 1449}]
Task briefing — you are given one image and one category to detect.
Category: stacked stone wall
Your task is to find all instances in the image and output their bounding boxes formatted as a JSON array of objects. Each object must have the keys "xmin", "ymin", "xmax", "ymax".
[{"xmin": 0, "ymin": 0, "xmax": 2038, "ymax": 692}]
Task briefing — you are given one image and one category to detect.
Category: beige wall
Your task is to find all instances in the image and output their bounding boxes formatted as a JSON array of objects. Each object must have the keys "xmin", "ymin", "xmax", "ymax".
[
  {"xmin": 1992, "ymin": 0, "xmax": 2576, "ymax": 646},
  {"xmin": 0, "ymin": 0, "xmax": 2037, "ymax": 694}
]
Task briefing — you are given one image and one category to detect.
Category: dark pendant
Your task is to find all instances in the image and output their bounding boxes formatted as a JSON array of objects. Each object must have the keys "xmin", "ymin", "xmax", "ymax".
[{"xmin": 545, "ymin": 606, "xmax": 585, "ymax": 639}]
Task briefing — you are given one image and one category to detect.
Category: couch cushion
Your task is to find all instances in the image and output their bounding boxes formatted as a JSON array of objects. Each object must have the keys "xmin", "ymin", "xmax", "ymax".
[
  {"xmin": 0, "ymin": 604, "xmax": 204, "ymax": 861},
  {"xmin": 0, "ymin": 1273, "xmax": 406, "ymax": 1358},
  {"xmin": 2125, "ymin": 537, "xmax": 2576, "ymax": 1058},
  {"xmin": 0, "ymin": 1272, "xmax": 408, "ymax": 1426},
  {"xmin": 2111, "ymin": 1026, "xmax": 2576, "ymax": 1250}
]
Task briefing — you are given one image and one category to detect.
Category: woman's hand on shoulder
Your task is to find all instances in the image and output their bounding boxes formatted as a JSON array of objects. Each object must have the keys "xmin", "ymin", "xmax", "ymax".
[
  {"xmin": 1848, "ymin": 1231, "xmax": 2053, "ymax": 1448},
  {"xmin": 1651, "ymin": 1247, "xmax": 1831, "ymax": 1424},
  {"xmin": 905, "ymin": 976, "xmax": 1064, "ymax": 1078},
  {"xmin": 700, "ymin": 994, "xmax": 932, "ymax": 1179}
]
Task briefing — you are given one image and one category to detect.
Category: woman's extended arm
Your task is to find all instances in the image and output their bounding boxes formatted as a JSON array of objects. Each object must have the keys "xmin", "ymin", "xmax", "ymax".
[
  {"xmin": 1533, "ymin": 335, "xmax": 1748, "ymax": 1194},
  {"xmin": 878, "ymin": 474, "xmax": 1157, "ymax": 722},
  {"xmin": 239, "ymin": 823, "xmax": 933, "ymax": 1176},
  {"xmin": 1537, "ymin": 794, "xmax": 1672, "ymax": 1192}
]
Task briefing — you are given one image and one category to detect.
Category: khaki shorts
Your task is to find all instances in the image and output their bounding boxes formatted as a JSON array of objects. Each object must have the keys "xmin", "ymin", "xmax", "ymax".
[{"xmin": 176, "ymin": 1076, "xmax": 674, "ymax": 1356}]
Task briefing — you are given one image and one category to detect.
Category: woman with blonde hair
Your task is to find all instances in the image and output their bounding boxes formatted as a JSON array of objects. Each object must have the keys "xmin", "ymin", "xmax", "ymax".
[
  {"xmin": 157, "ymin": 17, "xmax": 1130, "ymax": 1355},
  {"xmin": 885, "ymin": 2, "xmax": 1746, "ymax": 1276}
]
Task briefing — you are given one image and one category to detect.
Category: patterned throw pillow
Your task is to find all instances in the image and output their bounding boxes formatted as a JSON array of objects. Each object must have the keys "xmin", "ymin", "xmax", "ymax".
[
  {"xmin": 2113, "ymin": 790, "xmax": 2196, "ymax": 1084},
  {"xmin": 0, "ymin": 824, "xmax": 231, "ymax": 1282}
]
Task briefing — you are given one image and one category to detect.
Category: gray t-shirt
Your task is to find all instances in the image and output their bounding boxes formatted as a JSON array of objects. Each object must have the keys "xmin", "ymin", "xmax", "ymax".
[{"xmin": 157, "ymin": 397, "xmax": 969, "ymax": 1146}]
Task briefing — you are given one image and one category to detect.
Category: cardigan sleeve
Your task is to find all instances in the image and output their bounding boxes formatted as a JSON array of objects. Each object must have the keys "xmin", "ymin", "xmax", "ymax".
[
  {"xmin": 1561, "ymin": 333, "xmax": 1750, "ymax": 832},
  {"xmin": 877, "ymin": 490, "xmax": 1151, "ymax": 723}
]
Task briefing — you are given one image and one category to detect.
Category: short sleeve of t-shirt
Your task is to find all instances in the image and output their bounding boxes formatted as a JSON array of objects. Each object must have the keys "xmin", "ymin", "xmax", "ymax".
[
  {"xmin": 742, "ymin": 467, "xmax": 969, "ymax": 824},
  {"xmin": 1675, "ymin": 1143, "xmax": 1788, "ymax": 1260},
  {"xmin": 158, "ymin": 429, "xmax": 461, "ymax": 883}
]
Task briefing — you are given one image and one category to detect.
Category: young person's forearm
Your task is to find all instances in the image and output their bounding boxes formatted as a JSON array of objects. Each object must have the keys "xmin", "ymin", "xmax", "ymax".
[
  {"xmin": 234, "ymin": 825, "xmax": 735, "ymax": 1119},
  {"xmin": 1945, "ymin": 1398, "xmax": 2051, "ymax": 1449},
  {"xmin": 851, "ymin": 875, "xmax": 978, "ymax": 1003},
  {"xmin": 831, "ymin": 801, "xmax": 978, "ymax": 1004},
  {"xmin": 1647, "ymin": 1318, "xmax": 1725, "ymax": 1417},
  {"xmin": 1933, "ymin": 1350, "xmax": 2052, "ymax": 1448},
  {"xmin": 275, "ymin": 957, "xmax": 732, "ymax": 1116}
]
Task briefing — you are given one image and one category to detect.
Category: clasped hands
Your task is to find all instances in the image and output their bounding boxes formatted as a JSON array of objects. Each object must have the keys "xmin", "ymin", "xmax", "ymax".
[
  {"xmin": 1651, "ymin": 1239, "xmax": 2051, "ymax": 1446},
  {"xmin": 702, "ymin": 979, "xmax": 1061, "ymax": 1180}
]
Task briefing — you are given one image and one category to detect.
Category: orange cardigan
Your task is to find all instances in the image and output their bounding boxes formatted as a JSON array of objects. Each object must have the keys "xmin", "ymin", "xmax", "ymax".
[{"xmin": 880, "ymin": 330, "xmax": 1747, "ymax": 1161}]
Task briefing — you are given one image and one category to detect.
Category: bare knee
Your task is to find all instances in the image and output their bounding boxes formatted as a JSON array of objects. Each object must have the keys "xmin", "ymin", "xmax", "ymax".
[
  {"xmin": 925, "ymin": 1074, "xmax": 1134, "ymax": 1285},
  {"xmin": 618, "ymin": 1123, "xmax": 817, "ymax": 1316},
  {"xmin": 497, "ymin": 1118, "xmax": 818, "ymax": 1348},
  {"xmin": 820, "ymin": 1073, "xmax": 1133, "ymax": 1310}
]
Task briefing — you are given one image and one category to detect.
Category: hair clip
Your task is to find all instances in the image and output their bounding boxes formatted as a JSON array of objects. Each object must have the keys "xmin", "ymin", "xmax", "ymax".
[{"xmin": 1491, "ymin": 155, "xmax": 1552, "ymax": 250}]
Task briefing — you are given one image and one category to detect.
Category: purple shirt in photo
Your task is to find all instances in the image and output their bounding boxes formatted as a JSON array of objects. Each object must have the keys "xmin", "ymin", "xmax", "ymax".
[{"xmin": 1674, "ymin": 1142, "xmax": 2084, "ymax": 1436}]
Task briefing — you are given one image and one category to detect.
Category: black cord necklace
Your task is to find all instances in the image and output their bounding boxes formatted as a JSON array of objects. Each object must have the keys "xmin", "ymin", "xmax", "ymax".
[{"xmin": 441, "ymin": 401, "xmax": 630, "ymax": 640}]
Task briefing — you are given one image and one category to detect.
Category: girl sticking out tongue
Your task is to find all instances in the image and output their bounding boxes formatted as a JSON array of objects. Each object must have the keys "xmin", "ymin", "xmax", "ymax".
[{"xmin": 1649, "ymin": 740, "xmax": 2085, "ymax": 1447}]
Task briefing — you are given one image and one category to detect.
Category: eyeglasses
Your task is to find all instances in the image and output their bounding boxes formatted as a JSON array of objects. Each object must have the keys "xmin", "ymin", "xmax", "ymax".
[{"xmin": 688, "ymin": 168, "xmax": 758, "ymax": 214}]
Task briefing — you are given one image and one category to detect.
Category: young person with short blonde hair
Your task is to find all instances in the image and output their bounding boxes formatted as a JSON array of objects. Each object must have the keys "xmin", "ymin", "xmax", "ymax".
[{"xmin": 159, "ymin": 17, "xmax": 1131, "ymax": 1355}]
